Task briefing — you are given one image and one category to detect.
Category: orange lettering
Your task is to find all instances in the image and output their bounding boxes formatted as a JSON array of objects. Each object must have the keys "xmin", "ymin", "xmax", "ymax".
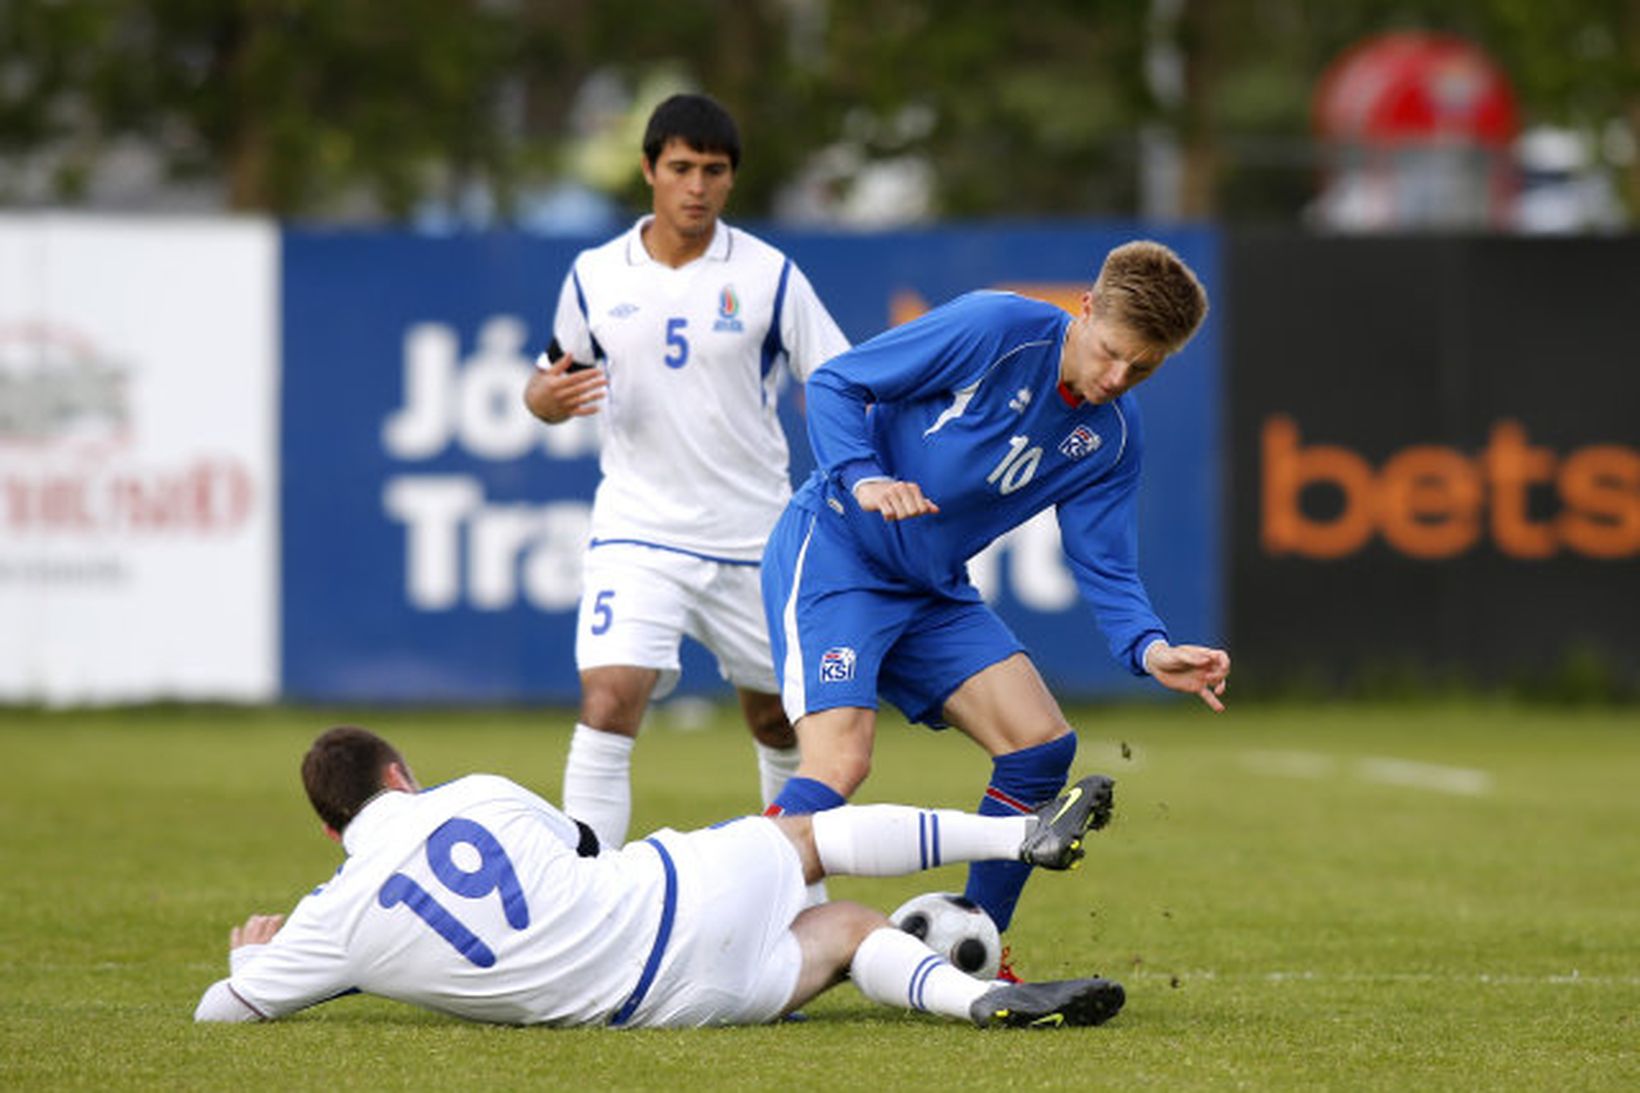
[
  {"xmin": 1484, "ymin": 420, "xmax": 1557, "ymax": 559},
  {"xmin": 890, "ymin": 290, "xmax": 929, "ymax": 327},
  {"xmin": 1557, "ymin": 446, "xmax": 1640, "ymax": 558},
  {"xmin": 1261, "ymin": 415, "xmax": 1376, "ymax": 558},
  {"xmin": 1378, "ymin": 447, "xmax": 1483, "ymax": 558},
  {"xmin": 1259, "ymin": 416, "xmax": 1640, "ymax": 561}
]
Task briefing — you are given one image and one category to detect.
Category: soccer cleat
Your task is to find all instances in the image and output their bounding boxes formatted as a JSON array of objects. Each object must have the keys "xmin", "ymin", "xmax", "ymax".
[
  {"xmin": 1018, "ymin": 774, "xmax": 1115, "ymax": 870},
  {"xmin": 970, "ymin": 977, "xmax": 1126, "ymax": 1029}
]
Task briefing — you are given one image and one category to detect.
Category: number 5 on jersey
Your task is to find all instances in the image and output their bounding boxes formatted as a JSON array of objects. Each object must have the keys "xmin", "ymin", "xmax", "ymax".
[{"xmin": 664, "ymin": 317, "xmax": 689, "ymax": 368}]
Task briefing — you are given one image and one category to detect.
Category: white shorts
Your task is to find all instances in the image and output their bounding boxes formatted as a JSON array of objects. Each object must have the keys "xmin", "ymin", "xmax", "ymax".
[
  {"xmin": 575, "ymin": 543, "xmax": 779, "ymax": 698},
  {"xmin": 630, "ymin": 817, "xmax": 806, "ymax": 1028}
]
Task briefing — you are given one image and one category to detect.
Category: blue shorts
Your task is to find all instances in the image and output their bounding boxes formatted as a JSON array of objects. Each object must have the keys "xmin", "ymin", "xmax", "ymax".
[{"xmin": 761, "ymin": 501, "xmax": 1023, "ymax": 727}]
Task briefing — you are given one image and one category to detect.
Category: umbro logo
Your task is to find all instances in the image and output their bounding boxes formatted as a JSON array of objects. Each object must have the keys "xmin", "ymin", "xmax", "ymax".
[{"xmin": 608, "ymin": 303, "xmax": 639, "ymax": 318}]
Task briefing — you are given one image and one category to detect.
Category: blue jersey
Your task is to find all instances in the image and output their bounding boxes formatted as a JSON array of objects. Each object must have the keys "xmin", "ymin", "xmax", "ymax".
[{"xmin": 795, "ymin": 291, "xmax": 1167, "ymax": 675}]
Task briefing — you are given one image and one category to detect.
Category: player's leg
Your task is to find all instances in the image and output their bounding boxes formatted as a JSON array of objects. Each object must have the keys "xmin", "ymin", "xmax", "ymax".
[
  {"xmin": 738, "ymin": 688, "xmax": 822, "ymax": 901},
  {"xmin": 760, "ymin": 505, "xmax": 906, "ymax": 817},
  {"xmin": 738, "ymin": 688, "xmax": 801, "ymax": 806},
  {"xmin": 564, "ymin": 665, "xmax": 656, "ymax": 849},
  {"xmin": 771, "ymin": 790, "xmax": 1104, "ymax": 882},
  {"xmin": 566, "ymin": 546, "xmax": 693, "ymax": 849},
  {"xmin": 691, "ymin": 558, "xmax": 802, "ymax": 810},
  {"xmin": 879, "ymin": 598, "xmax": 1080, "ymax": 937},
  {"xmin": 649, "ymin": 823, "xmax": 980, "ymax": 1022},
  {"xmin": 786, "ymin": 902, "xmax": 1124, "ymax": 1028},
  {"xmin": 940, "ymin": 653, "xmax": 1078, "ymax": 937},
  {"xmin": 770, "ymin": 705, "xmax": 877, "ymax": 813},
  {"xmin": 784, "ymin": 901, "xmax": 994, "ymax": 1021}
]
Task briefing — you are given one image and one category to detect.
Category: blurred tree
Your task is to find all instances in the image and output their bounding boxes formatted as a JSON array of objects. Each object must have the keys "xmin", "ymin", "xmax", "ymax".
[
  {"xmin": 0, "ymin": 0, "xmax": 1632, "ymax": 223},
  {"xmin": 0, "ymin": 0, "xmax": 526, "ymax": 216}
]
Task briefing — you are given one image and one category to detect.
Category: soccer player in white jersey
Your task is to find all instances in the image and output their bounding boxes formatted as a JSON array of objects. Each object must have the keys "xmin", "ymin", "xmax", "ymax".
[
  {"xmin": 524, "ymin": 94, "xmax": 849, "ymax": 851},
  {"xmin": 195, "ymin": 725, "xmax": 1127, "ymax": 1029},
  {"xmin": 761, "ymin": 242, "xmax": 1232, "ymax": 981}
]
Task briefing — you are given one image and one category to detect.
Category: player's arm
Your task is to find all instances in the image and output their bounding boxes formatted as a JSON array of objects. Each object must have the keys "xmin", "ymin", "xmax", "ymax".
[
  {"xmin": 779, "ymin": 263, "xmax": 850, "ymax": 382},
  {"xmin": 525, "ymin": 268, "xmax": 607, "ymax": 425},
  {"xmin": 1143, "ymin": 640, "xmax": 1230, "ymax": 712},
  {"xmin": 193, "ymin": 904, "xmax": 352, "ymax": 1022},
  {"xmin": 1058, "ymin": 448, "xmax": 1229, "ymax": 711},
  {"xmin": 806, "ymin": 295, "xmax": 998, "ymax": 517},
  {"xmin": 194, "ymin": 914, "xmax": 286, "ymax": 1022},
  {"xmin": 852, "ymin": 479, "xmax": 940, "ymax": 521},
  {"xmin": 524, "ymin": 337, "xmax": 606, "ymax": 424}
]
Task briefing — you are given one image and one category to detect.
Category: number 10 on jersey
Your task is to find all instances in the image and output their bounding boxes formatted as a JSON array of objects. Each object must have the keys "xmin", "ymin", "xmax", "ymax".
[{"xmin": 987, "ymin": 435, "xmax": 1042, "ymax": 495}]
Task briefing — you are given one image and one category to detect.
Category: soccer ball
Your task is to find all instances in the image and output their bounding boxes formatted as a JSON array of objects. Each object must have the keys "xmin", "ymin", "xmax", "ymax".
[{"xmin": 890, "ymin": 892, "xmax": 1002, "ymax": 979}]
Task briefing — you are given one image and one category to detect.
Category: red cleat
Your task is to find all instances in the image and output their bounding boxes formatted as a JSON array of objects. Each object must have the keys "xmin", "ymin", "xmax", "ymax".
[{"xmin": 994, "ymin": 946, "xmax": 1025, "ymax": 984}]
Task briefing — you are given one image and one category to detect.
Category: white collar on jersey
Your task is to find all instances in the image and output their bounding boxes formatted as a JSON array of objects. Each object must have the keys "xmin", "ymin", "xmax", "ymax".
[
  {"xmin": 341, "ymin": 788, "xmax": 417, "ymax": 856},
  {"xmin": 625, "ymin": 215, "xmax": 733, "ymax": 266}
]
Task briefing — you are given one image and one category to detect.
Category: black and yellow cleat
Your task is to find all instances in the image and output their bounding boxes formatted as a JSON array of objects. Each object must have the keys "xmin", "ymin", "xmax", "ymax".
[
  {"xmin": 1018, "ymin": 774, "xmax": 1115, "ymax": 870},
  {"xmin": 969, "ymin": 977, "xmax": 1125, "ymax": 1029}
]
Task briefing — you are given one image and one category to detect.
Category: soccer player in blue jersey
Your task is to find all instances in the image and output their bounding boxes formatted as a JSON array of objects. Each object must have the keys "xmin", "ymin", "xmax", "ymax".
[{"xmin": 761, "ymin": 241, "xmax": 1231, "ymax": 978}]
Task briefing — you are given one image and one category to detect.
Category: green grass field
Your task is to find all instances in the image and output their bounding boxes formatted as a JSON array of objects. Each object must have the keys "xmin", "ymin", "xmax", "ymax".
[{"xmin": 2, "ymin": 700, "xmax": 1636, "ymax": 1090}]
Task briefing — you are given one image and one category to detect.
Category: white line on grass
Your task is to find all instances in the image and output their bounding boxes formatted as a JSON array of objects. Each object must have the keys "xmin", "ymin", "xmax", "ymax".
[
  {"xmin": 1356, "ymin": 756, "xmax": 1492, "ymax": 796},
  {"xmin": 1140, "ymin": 969, "xmax": 1640, "ymax": 987},
  {"xmin": 1239, "ymin": 750, "xmax": 1493, "ymax": 796}
]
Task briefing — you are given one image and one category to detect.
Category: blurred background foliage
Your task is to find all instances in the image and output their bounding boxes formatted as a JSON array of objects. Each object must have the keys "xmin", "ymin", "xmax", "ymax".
[{"xmin": 0, "ymin": 0, "xmax": 1635, "ymax": 224}]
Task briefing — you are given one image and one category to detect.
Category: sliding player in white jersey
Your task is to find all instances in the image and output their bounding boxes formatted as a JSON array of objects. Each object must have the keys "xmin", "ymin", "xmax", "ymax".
[
  {"xmin": 195, "ymin": 725, "xmax": 1126, "ymax": 1030},
  {"xmin": 525, "ymin": 94, "xmax": 848, "ymax": 850}
]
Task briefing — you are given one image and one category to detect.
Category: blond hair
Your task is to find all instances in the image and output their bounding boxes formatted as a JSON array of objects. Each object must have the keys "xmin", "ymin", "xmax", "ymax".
[{"xmin": 1092, "ymin": 241, "xmax": 1209, "ymax": 355}]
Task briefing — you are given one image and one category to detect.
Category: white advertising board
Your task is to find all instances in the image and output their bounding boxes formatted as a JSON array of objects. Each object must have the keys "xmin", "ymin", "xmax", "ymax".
[{"xmin": 0, "ymin": 217, "xmax": 278, "ymax": 703}]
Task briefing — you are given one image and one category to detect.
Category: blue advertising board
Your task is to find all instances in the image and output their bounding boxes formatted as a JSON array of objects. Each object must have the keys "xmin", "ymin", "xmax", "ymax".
[{"xmin": 282, "ymin": 224, "xmax": 1221, "ymax": 703}]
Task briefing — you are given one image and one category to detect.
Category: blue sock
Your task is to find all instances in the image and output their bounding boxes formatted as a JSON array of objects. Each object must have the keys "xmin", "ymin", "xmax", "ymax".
[
  {"xmin": 963, "ymin": 731, "xmax": 1077, "ymax": 932},
  {"xmin": 767, "ymin": 776, "xmax": 847, "ymax": 816}
]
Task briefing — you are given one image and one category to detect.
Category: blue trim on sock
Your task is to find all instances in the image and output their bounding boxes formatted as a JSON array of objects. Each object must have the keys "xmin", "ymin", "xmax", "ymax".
[
  {"xmin": 964, "ymin": 732, "xmax": 1078, "ymax": 932},
  {"xmin": 908, "ymin": 953, "xmax": 943, "ymax": 1011},
  {"xmin": 769, "ymin": 776, "xmax": 847, "ymax": 815}
]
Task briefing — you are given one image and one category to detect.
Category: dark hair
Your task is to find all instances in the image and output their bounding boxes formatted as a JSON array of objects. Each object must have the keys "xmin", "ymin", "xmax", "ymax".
[
  {"xmin": 642, "ymin": 93, "xmax": 741, "ymax": 169},
  {"xmin": 301, "ymin": 725, "xmax": 406, "ymax": 833}
]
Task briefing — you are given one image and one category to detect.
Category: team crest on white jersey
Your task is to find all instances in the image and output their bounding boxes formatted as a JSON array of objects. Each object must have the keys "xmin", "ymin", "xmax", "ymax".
[
  {"xmin": 1059, "ymin": 424, "xmax": 1102, "ymax": 459},
  {"xmin": 713, "ymin": 285, "xmax": 744, "ymax": 332},
  {"xmin": 819, "ymin": 646, "xmax": 856, "ymax": 683}
]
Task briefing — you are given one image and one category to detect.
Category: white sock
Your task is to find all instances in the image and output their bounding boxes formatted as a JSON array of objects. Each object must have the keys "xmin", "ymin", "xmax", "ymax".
[
  {"xmin": 562, "ymin": 724, "xmax": 635, "ymax": 850},
  {"xmin": 754, "ymin": 741, "xmax": 801, "ymax": 808},
  {"xmin": 850, "ymin": 926, "xmax": 990, "ymax": 1021},
  {"xmin": 811, "ymin": 805, "xmax": 1031, "ymax": 876}
]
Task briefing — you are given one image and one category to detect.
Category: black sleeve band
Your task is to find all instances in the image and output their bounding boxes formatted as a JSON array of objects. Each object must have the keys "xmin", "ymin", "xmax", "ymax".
[{"xmin": 574, "ymin": 819, "xmax": 601, "ymax": 858}]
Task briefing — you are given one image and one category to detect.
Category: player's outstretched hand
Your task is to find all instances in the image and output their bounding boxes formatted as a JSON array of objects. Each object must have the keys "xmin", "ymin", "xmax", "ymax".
[
  {"xmin": 229, "ymin": 913, "xmax": 285, "ymax": 951},
  {"xmin": 1144, "ymin": 642, "xmax": 1231, "ymax": 712},
  {"xmin": 523, "ymin": 352, "xmax": 607, "ymax": 424},
  {"xmin": 855, "ymin": 479, "xmax": 941, "ymax": 522}
]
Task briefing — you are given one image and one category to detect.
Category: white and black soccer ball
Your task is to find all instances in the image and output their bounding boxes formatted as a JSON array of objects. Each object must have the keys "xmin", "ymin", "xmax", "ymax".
[{"xmin": 890, "ymin": 891, "xmax": 1002, "ymax": 980}]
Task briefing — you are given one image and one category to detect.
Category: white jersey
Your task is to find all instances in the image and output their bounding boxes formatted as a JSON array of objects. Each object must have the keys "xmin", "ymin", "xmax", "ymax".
[
  {"xmin": 550, "ymin": 217, "xmax": 848, "ymax": 562},
  {"xmin": 200, "ymin": 776, "xmax": 673, "ymax": 1027}
]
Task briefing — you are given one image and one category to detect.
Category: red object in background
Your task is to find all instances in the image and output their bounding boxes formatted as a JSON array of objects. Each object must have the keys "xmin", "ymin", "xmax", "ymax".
[{"xmin": 1315, "ymin": 32, "xmax": 1520, "ymax": 148}]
